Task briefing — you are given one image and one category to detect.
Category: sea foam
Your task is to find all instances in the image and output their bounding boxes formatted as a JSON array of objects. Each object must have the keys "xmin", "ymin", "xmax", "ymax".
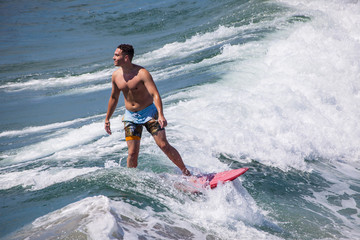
[{"xmin": 164, "ymin": 0, "xmax": 360, "ymax": 171}]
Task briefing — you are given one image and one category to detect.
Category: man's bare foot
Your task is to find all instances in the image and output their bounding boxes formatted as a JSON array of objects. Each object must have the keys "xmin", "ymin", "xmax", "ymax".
[{"xmin": 182, "ymin": 168, "xmax": 191, "ymax": 176}]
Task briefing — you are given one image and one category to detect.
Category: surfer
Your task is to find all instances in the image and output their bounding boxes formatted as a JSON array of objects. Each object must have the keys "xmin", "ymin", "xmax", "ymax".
[{"xmin": 104, "ymin": 44, "xmax": 191, "ymax": 176}]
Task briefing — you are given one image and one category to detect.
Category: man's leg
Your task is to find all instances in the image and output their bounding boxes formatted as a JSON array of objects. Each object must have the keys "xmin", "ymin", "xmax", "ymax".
[
  {"xmin": 126, "ymin": 140, "xmax": 141, "ymax": 168},
  {"xmin": 123, "ymin": 121, "xmax": 142, "ymax": 168},
  {"xmin": 152, "ymin": 130, "xmax": 191, "ymax": 176}
]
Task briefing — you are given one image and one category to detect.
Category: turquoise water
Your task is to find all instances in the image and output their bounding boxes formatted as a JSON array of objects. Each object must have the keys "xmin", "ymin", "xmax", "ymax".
[{"xmin": 1, "ymin": 0, "xmax": 360, "ymax": 239}]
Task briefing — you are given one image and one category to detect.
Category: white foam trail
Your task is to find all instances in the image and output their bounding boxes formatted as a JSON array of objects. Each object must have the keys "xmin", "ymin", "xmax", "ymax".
[
  {"xmin": 0, "ymin": 116, "xmax": 95, "ymax": 138},
  {"xmin": 0, "ymin": 68, "xmax": 113, "ymax": 92},
  {"xmin": 0, "ymin": 166, "xmax": 100, "ymax": 190},
  {"xmin": 0, "ymin": 115, "xmax": 127, "ymax": 165},
  {"xmin": 152, "ymin": 43, "xmax": 261, "ymax": 83},
  {"xmin": 138, "ymin": 26, "xmax": 242, "ymax": 63},
  {"xmin": 49, "ymin": 126, "xmax": 128, "ymax": 163},
  {"xmin": 137, "ymin": 21, "xmax": 286, "ymax": 67},
  {"xmin": 4, "ymin": 121, "xmax": 105, "ymax": 163},
  {"xmin": 62, "ymin": 82, "xmax": 110, "ymax": 95}
]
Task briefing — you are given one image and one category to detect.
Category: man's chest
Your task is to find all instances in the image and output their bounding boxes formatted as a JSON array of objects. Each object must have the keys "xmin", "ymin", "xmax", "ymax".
[{"xmin": 116, "ymin": 77, "xmax": 144, "ymax": 92}]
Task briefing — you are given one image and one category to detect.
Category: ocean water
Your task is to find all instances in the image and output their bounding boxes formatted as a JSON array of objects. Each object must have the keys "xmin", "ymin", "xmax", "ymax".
[{"xmin": 1, "ymin": 0, "xmax": 360, "ymax": 239}]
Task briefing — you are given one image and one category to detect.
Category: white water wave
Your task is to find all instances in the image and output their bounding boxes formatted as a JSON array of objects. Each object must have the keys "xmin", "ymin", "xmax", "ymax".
[
  {"xmin": 7, "ymin": 183, "xmax": 281, "ymax": 239},
  {"xmin": 0, "ymin": 166, "xmax": 100, "ymax": 191},
  {"xmin": 2, "ymin": 121, "xmax": 105, "ymax": 163},
  {"xmin": 164, "ymin": 0, "xmax": 360, "ymax": 171},
  {"xmin": 0, "ymin": 114, "xmax": 126, "ymax": 166},
  {"xmin": 0, "ymin": 115, "xmax": 96, "ymax": 138},
  {"xmin": 0, "ymin": 68, "xmax": 113, "ymax": 92}
]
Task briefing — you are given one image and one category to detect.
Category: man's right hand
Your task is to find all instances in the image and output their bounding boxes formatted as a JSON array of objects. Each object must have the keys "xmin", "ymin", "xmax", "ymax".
[{"xmin": 105, "ymin": 122, "xmax": 112, "ymax": 135}]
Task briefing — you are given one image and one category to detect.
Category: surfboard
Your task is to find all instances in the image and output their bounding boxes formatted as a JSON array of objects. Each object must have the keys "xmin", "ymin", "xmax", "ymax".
[
  {"xmin": 195, "ymin": 167, "xmax": 249, "ymax": 189},
  {"xmin": 175, "ymin": 168, "xmax": 249, "ymax": 193}
]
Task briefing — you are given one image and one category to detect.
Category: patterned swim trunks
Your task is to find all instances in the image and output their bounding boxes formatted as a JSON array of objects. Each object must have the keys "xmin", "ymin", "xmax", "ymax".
[{"xmin": 122, "ymin": 103, "xmax": 164, "ymax": 141}]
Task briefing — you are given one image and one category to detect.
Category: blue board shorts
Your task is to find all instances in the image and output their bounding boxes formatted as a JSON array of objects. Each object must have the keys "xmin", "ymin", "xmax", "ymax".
[{"xmin": 122, "ymin": 103, "xmax": 164, "ymax": 141}]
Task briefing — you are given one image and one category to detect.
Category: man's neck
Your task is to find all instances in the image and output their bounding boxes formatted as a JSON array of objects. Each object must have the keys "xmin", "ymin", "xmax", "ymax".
[{"xmin": 121, "ymin": 63, "xmax": 135, "ymax": 74}]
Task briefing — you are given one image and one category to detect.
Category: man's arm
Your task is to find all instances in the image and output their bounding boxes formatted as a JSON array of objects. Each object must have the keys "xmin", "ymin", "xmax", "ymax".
[
  {"xmin": 105, "ymin": 74, "xmax": 121, "ymax": 134},
  {"xmin": 141, "ymin": 69, "xmax": 167, "ymax": 128}
]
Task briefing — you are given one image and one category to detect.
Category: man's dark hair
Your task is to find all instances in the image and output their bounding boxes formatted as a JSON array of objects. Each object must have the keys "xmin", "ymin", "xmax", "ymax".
[{"xmin": 118, "ymin": 44, "xmax": 134, "ymax": 61}]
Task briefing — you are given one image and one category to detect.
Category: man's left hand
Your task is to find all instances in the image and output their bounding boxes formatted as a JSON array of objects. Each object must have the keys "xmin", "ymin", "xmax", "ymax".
[{"xmin": 158, "ymin": 116, "xmax": 167, "ymax": 129}]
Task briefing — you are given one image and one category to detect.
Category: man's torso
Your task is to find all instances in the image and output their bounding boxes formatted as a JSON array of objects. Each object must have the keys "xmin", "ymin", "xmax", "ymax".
[{"xmin": 113, "ymin": 65, "xmax": 153, "ymax": 112}]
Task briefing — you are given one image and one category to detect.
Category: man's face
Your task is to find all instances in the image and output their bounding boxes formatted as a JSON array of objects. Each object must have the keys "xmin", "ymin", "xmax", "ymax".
[{"xmin": 113, "ymin": 48, "xmax": 125, "ymax": 66}]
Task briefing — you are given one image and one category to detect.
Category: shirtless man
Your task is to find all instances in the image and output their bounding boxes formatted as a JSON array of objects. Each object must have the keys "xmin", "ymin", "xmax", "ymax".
[{"xmin": 105, "ymin": 44, "xmax": 191, "ymax": 176}]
